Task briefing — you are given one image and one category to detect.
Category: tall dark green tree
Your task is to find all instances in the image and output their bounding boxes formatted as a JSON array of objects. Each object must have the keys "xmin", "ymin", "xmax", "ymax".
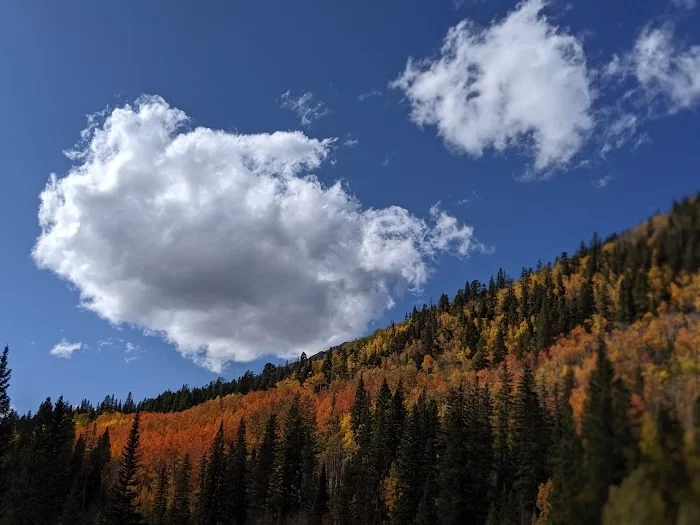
[
  {"xmin": 493, "ymin": 362, "xmax": 515, "ymax": 523},
  {"xmin": 228, "ymin": 420, "xmax": 248, "ymax": 525},
  {"xmin": 511, "ymin": 362, "xmax": 548, "ymax": 525},
  {"xmin": 169, "ymin": 454, "xmax": 192, "ymax": 525},
  {"xmin": 199, "ymin": 423, "xmax": 226, "ymax": 525},
  {"xmin": 152, "ymin": 463, "xmax": 168, "ymax": 525},
  {"xmin": 107, "ymin": 412, "xmax": 145, "ymax": 525},
  {"xmin": 436, "ymin": 385, "xmax": 468, "ymax": 525},
  {"xmin": 250, "ymin": 414, "xmax": 277, "ymax": 521},
  {"xmin": 0, "ymin": 345, "xmax": 12, "ymax": 500},
  {"xmin": 272, "ymin": 395, "xmax": 316, "ymax": 522},
  {"xmin": 311, "ymin": 464, "xmax": 329, "ymax": 525},
  {"xmin": 549, "ymin": 370, "xmax": 584, "ymax": 525},
  {"xmin": 581, "ymin": 341, "xmax": 633, "ymax": 525}
]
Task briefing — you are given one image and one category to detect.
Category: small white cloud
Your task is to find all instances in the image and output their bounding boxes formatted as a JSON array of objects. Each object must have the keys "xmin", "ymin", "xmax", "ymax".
[
  {"xmin": 50, "ymin": 339, "xmax": 83, "ymax": 359},
  {"xmin": 343, "ymin": 135, "xmax": 360, "ymax": 148},
  {"xmin": 124, "ymin": 342, "xmax": 143, "ymax": 363},
  {"xmin": 279, "ymin": 90, "xmax": 329, "ymax": 126},
  {"xmin": 591, "ymin": 173, "xmax": 614, "ymax": 189},
  {"xmin": 382, "ymin": 152, "xmax": 395, "ymax": 167},
  {"xmin": 457, "ymin": 189, "xmax": 480, "ymax": 206},
  {"xmin": 391, "ymin": 0, "xmax": 594, "ymax": 173},
  {"xmin": 358, "ymin": 89, "xmax": 382, "ymax": 102}
]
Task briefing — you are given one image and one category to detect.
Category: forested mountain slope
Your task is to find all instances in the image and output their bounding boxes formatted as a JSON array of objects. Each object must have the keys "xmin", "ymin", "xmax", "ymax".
[{"xmin": 1, "ymin": 194, "xmax": 700, "ymax": 525}]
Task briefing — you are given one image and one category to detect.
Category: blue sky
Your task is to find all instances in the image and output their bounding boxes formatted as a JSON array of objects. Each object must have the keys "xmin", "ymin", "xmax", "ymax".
[{"xmin": 1, "ymin": 0, "xmax": 699, "ymax": 412}]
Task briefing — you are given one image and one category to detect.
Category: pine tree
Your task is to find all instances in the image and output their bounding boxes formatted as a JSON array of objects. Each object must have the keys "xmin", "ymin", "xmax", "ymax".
[
  {"xmin": 436, "ymin": 385, "xmax": 468, "ymax": 524},
  {"xmin": 311, "ymin": 464, "xmax": 329, "ymax": 525},
  {"xmin": 0, "ymin": 345, "xmax": 13, "ymax": 499},
  {"xmin": 581, "ymin": 340, "xmax": 632, "ymax": 525},
  {"xmin": 170, "ymin": 454, "xmax": 192, "ymax": 525},
  {"xmin": 494, "ymin": 362, "xmax": 514, "ymax": 515},
  {"xmin": 350, "ymin": 376, "xmax": 372, "ymax": 453},
  {"xmin": 152, "ymin": 463, "xmax": 168, "ymax": 525},
  {"xmin": 492, "ymin": 323, "xmax": 507, "ymax": 366},
  {"xmin": 199, "ymin": 423, "xmax": 226, "ymax": 525},
  {"xmin": 250, "ymin": 414, "xmax": 277, "ymax": 521},
  {"xmin": 512, "ymin": 361, "xmax": 547, "ymax": 525},
  {"xmin": 387, "ymin": 379, "xmax": 407, "ymax": 472},
  {"xmin": 107, "ymin": 412, "xmax": 145, "ymax": 525},
  {"xmin": 229, "ymin": 419, "xmax": 248, "ymax": 525},
  {"xmin": 123, "ymin": 392, "xmax": 136, "ymax": 414},
  {"xmin": 371, "ymin": 378, "xmax": 393, "ymax": 478},
  {"xmin": 84, "ymin": 427, "xmax": 112, "ymax": 512},
  {"xmin": 549, "ymin": 370, "xmax": 584, "ymax": 525},
  {"xmin": 272, "ymin": 395, "xmax": 315, "ymax": 522}
]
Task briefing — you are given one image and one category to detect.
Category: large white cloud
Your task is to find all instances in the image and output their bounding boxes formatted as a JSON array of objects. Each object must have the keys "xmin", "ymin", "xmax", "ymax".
[
  {"xmin": 391, "ymin": 0, "xmax": 594, "ymax": 172},
  {"xmin": 33, "ymin": 96, "xmax": 482, "ymax": 372}
]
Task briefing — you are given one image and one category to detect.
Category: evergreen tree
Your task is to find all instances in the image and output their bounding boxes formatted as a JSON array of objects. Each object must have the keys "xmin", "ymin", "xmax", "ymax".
[
  {"xmin": 492, "ymin": 323, "xmax": 507, "ymax": 366},
  {"xmin": 494, "ymin": 362, "xmax": 514, "ymax": 516},
  {"xmin": 311, "ymin": 464, "xmax": 329, "ymax": 525},
  {"xmin": 581, "ymin": 341, "xmax": 632, "ymax": 525},
  {"xmin": 511, "ymin": 362, "xmax": 547, "ymax": 525},
  {"xmin": 229, "ymin": 420, "xmax": 248, "ymax": 525},
  {"xmin": 0, "ymin": 345, "xmax": 12, "ymax": 499},
  {"xmin": 250, "ymin": 414, "xmax": 277, "ymax": 521},
  {"xmin": 272, "ymin": 395, "xmax": 315, "ymax": 522},
  {"xmin": 350, "ymin": 376, "xmax": 372, "ymax": 453},
  {"xmin": 199, "ymin": 423, "xmax": 226, "ymax": 525},
  {"xmin": 549, "ymin": 370, "xmax": 584, "ymax": 525},
  {"xmin": 371, "ymin": 378, "xmax": 393, "ymax": 478},
  {"xmin": 436, "ymin": 386, "xmax": 468, "ymax": 524},
  {"xmin": 107, "ymin": 412, "xmax": 145, "ymax": 525},
  {"xmin": 152, "ymin": 463, "xmax": 168, "ymax": 525},
  {"xmin": 170, "ymin": 454, "xmax": 192, "ymax": 525}
]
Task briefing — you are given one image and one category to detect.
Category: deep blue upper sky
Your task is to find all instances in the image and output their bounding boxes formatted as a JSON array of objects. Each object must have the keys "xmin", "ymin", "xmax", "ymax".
[{"xmin": 1, "ymin": 0, "xmax": 698, "ymax": 412}]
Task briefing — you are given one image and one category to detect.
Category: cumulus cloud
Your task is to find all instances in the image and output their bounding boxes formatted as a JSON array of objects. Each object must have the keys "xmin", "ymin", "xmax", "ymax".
[
  {"xmin": 391, "ymin": 0, "xmax": 594, "ymax": 172},
  {"xmin": 33, "ymin": 96, "xmax": 484, "ymax": 372},
  {"xmin": 606, "ymin": 23, "xmax": 700, "ymax": 116},
  {"xmin": 279, "ymin": 90, "xmax": 329, "ymax": 126},
  {"xmin": 50, "ymin": 339, "xmax": 84, "ymax": 359}
]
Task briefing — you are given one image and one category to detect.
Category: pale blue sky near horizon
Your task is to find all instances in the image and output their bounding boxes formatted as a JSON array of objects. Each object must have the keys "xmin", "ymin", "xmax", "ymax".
[{"xmin": 1, "ymin": 0, "xmax": 699, "ymax": 412}]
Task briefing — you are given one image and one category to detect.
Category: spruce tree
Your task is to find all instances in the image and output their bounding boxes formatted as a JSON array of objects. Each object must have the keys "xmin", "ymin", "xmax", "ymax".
[
  {"xmin": 581, "ymin": 340, "xmax": 631, "ymax": 525},
  {"xmin": 170, "ymin": 454, "xmax": 192, "ymax": 525},
  {"xmin": 494, "ymin": 362, "xmax": 514, "ymax": 514},
  {"xmin": 199, "ymin": 423, "xmax": 226, "ymax": 525},
  {"xmin": 311, "ymin": 463, "xmax": 329, "ymax": 525},
  {"xmin": 436, "ymin": 385, "xmax": 468, "ymax": 524},
  {"xmin": 229, "ymin": 419, "xmax": 248, "ymax": 525},
  {"xmin": 250, "ymin": 414, "xmax": 276, "ymax": 520},
  {"xmin": 107, "ymin": 412, "xmax": 145, "ymax": 525},
  {"xmin": 549, "ymin": 370, "xmax": 584, "ymax": 525},
  {"xmin": 371, "ymin": 378, "xmax": 393, "ymax": 478},
  {"xmin": 350, "ymin": 376, "xmax": 372, "ymax": 453},
  {"xmin": 492, "ymin": 323, "xmax": 507, "ymax": 366},
  {"xmin": 0, "ymin": 345, "xmax": 12, "ymax": 499},
  {"xmin": 511, "ymin": 361, "xmax": 547, "ymax": 524},
  {"xmin": 152, "ymin": 463, "xmax": 168, "ymax": 525}
]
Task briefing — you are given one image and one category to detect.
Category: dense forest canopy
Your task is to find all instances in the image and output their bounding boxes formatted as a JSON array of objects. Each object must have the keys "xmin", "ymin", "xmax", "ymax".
[{"xmin": 1, "ymin": 194, "xmax": 700, "ymax": 524}]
